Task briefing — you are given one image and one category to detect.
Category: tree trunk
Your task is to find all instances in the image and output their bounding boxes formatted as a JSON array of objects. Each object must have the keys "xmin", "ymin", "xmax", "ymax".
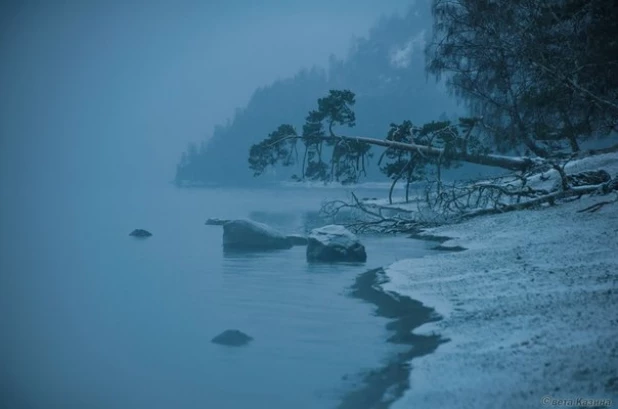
[
  {"xmin": 568, "ymin": 134, "xmax": 580, "ymax": 153},
  {"xmin": 271, "ymin": 134, "xmax": 543, "ymax": 172},
  {"xmin": 330, "ymin": 141, "xmax": 341, "ymax": 182},
  {"xmin": 389, "ymin": 176, "xmax": 400, "ymax": 205},
  {"xmin": 361, "ymin": 154, "xmax": 367, "ymax": 176},
  {"xmin": 301, "ymin": 146, "xmax": 308, "ymax": 180},
  {"xmin": 562, "ymin": 113, "xmax": 581, "ymax": 153},
  {"xmin": 585, "ymin": 142, "xmax": 618, "ymax": 156},
  {"xmin": 332, "ymin": 135, "xmax": 539, "ymax": 172},
  {"xmin": 515, "ymin": 118, "xmax": 549, "ymax": 158},
  {"xmin": 405, "ymin": 164, "xmax": 415, "ymax": 203}
]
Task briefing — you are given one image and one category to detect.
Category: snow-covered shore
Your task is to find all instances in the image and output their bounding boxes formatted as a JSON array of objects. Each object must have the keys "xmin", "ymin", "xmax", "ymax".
[
  {"xmin": 382, "ymin": 186, "xmax": 618, "ymax": 408},
  {"xmin": 357, "ymin": 153, "xmax": 618, "ymax": 408}
]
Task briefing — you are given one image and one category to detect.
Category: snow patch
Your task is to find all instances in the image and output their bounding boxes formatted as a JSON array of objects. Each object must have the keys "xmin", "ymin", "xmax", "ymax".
[
  {"xmin": 380, "ymin": 153, "xmax": 618, "ymax": 408},
  {"xmin": 382, "ymin": 259, "xmax": 454, "ymax": 319},
  {"xmin": 309, "ymin": 224, "xmax": 360, "ymax": 248},
  {"xmin": 307, "ymin": 224, "xmax": 367, "ymax": 262}
]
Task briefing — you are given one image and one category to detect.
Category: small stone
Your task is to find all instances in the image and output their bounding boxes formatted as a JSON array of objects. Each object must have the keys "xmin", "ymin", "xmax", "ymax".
[
  {"xmin": 129, "ymin": 229, "xmax": 152, "ymax": 237},
  {"xmin": 211, "ymin": 329, "xmax": 253, "ymax": 347}
]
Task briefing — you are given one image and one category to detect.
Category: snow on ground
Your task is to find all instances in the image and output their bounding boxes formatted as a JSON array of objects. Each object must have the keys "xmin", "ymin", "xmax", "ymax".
[
  {"xmin": 380, "ymin": 153, "xmax": 618, "ymax": 408},
  {"xmin": 501, "ymin": 152, "xmax": 618, "ymax": 193}
]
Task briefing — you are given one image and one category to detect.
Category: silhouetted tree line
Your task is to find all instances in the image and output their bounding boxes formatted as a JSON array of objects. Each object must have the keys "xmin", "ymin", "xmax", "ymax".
[
  {"xmin": 178, "ymin": 0, "xmax": 617, "ymax": 187},
  {"xmin": 245, "ymin": 0, "xmax": 618, "ymax": 201},
  {"xmin": 175, "ymin": 4, "xmax": 458, "ymax": 185}
]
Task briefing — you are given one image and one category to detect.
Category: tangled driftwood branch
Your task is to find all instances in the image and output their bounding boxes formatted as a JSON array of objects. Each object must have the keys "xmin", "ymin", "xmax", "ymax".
[
  {"xmin": 577, "ymin": 192, "xmax": 618, "ymax": 213},
  {"xmin": 425, "ymin": 171, "xmax": 616, "ymax": 221},
  {"xmin": 319, "ymin": 192, "xmax": 432, "ymax": 234},
  {"xmin": 318, "ymin": 167, "xmax": 618, "ymax": 234},
  {"xmin": 422, "ymin": 171, "xmax": 552, "ymax": 218}
]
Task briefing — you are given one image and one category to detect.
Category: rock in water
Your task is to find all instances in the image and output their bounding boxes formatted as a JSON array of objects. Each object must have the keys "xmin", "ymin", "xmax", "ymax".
[
  {"xmin": 205, "ymin": 218, "xmax": 229, "ymax": 226},
  {"xmin": 211, "ymin": 329, "xmax": 253, "ymax": 346},
  {"xmin": 129, "ymin": 229, "xmax": 152, "ymax": 237},
  {"xmin": 307, "ymin": 225, "xmax": 367, "ymax": 263},
  {"xmin": 287, "ymin": 234, "xmax": 309, "ymax": 246},
  {"xmin": 222, "ymin": 219, "xmax": 293, "ymax": 251}
]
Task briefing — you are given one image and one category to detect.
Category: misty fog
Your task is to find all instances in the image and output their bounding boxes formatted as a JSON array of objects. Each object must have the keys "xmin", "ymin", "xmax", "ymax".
[
  {"xmin": 2, "ymin": 1, "xmax": 616, "ymax": 409},
  {"xmin": 1, "ymin": 0, "xmax": 411, "ymax": 189}
]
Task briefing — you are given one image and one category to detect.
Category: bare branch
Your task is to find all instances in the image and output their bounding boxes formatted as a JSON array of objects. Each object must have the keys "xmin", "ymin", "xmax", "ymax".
[
  {"xmin": 530, "ymin": 60, "xmax": 618, "ymax": 113},
  {"xmin": 577, "ymin": 193, "xmax": 618, "ymax": 213}
]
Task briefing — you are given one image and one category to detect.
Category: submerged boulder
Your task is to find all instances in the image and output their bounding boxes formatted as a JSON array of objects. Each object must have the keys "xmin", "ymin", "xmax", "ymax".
[
  {"xmin": 211, "ymin": 329, "xmax": 253, "ymax": 346},
  {"xmin": 129, "ymin": 229, "xmax": 152, "ymax": 237},
  {"xmin": 205, "ymin": 218, "xmax": 230, "ymax": 226},
  {"xmin": 306, "ymin": 225, "xmax": 367, "ymax": 263},
  {"xmin": 222, "ymin": 219, "xmax": 293, "ymax": 251}
]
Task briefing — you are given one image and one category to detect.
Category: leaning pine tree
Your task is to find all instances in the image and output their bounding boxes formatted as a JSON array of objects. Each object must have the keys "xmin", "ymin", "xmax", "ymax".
[
  {"xmin": 247, "ymin": 0, "xmax": 618, "ymax": 231},
  {"xmin": 249, "ymin": 90, "xmax": 539, "ymax": 181},
  {"xmin": 247, "ymin": 87, "xmax": 617, "ymax": 232}
]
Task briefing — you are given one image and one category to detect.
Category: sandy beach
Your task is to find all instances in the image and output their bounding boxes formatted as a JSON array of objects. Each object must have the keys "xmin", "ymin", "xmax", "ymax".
[
  {"xmin": 383, "ymin": 190, "xmax": 618, "ymax": 408},
  {"xmin": 339, "ymin": 153, "xmax": 618, "ymax": 408}
]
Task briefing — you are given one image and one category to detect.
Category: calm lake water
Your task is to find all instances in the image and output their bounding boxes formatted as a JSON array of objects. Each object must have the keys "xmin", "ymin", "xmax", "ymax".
[{"xmin": 0, "ymin": 183, "xmax": 430, "ymax": 409}]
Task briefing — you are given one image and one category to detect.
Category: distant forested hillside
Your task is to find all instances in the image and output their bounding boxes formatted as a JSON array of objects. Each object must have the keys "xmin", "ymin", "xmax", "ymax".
[{"xmin": 175, "ymin": 3, "xmax": 461, "ymax": 186}]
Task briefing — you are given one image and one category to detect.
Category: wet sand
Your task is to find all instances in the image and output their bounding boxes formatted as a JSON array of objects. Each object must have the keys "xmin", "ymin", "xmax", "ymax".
[{"xmin": 336, "ymin": 267, "xmax": 444, "ymax": 409}]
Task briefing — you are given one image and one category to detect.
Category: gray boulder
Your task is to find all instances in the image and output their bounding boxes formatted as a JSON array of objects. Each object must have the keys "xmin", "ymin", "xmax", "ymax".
[
  {"xmin": 211, "ymin": 329, "xmax": 253, "ymax": 346},
  {"xmin": 306, "ymin": 225, "xmax": 367, "ymax": 263},
  {"xmin": 222, "ymin": 219, "xmax": 293, "ymax": 251}
]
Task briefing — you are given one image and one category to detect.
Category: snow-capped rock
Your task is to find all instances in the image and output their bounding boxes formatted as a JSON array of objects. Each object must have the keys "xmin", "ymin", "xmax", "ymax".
[
  {"xmin": 306, "ymin": 225, "xmax": 367, "ymax": 262},
  {"xmin": 222, "ymin": 219, "xmax": 293, "ymax": 251}
]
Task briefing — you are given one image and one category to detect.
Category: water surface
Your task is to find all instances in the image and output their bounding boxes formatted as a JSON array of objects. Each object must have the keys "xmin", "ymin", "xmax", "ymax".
[{"xmin": 0, "ymin": 183, "xmax": 430, "ymax": 409}]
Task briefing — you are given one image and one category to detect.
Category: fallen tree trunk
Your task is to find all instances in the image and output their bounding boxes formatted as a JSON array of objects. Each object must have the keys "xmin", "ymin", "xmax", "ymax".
[
  {"xmin": 583, "ymin": 142, "xmax": 618, "ymax": 157},
  {"xmin": 274, "ymin": 135, "xmax": 542, "ymax": 172}
]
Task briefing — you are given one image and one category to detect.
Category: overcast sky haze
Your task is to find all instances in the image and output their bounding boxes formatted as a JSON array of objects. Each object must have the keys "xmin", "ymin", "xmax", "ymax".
[{"xmin": 0, "ymin": 1, "xmax": 414, "ymax": 189}]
